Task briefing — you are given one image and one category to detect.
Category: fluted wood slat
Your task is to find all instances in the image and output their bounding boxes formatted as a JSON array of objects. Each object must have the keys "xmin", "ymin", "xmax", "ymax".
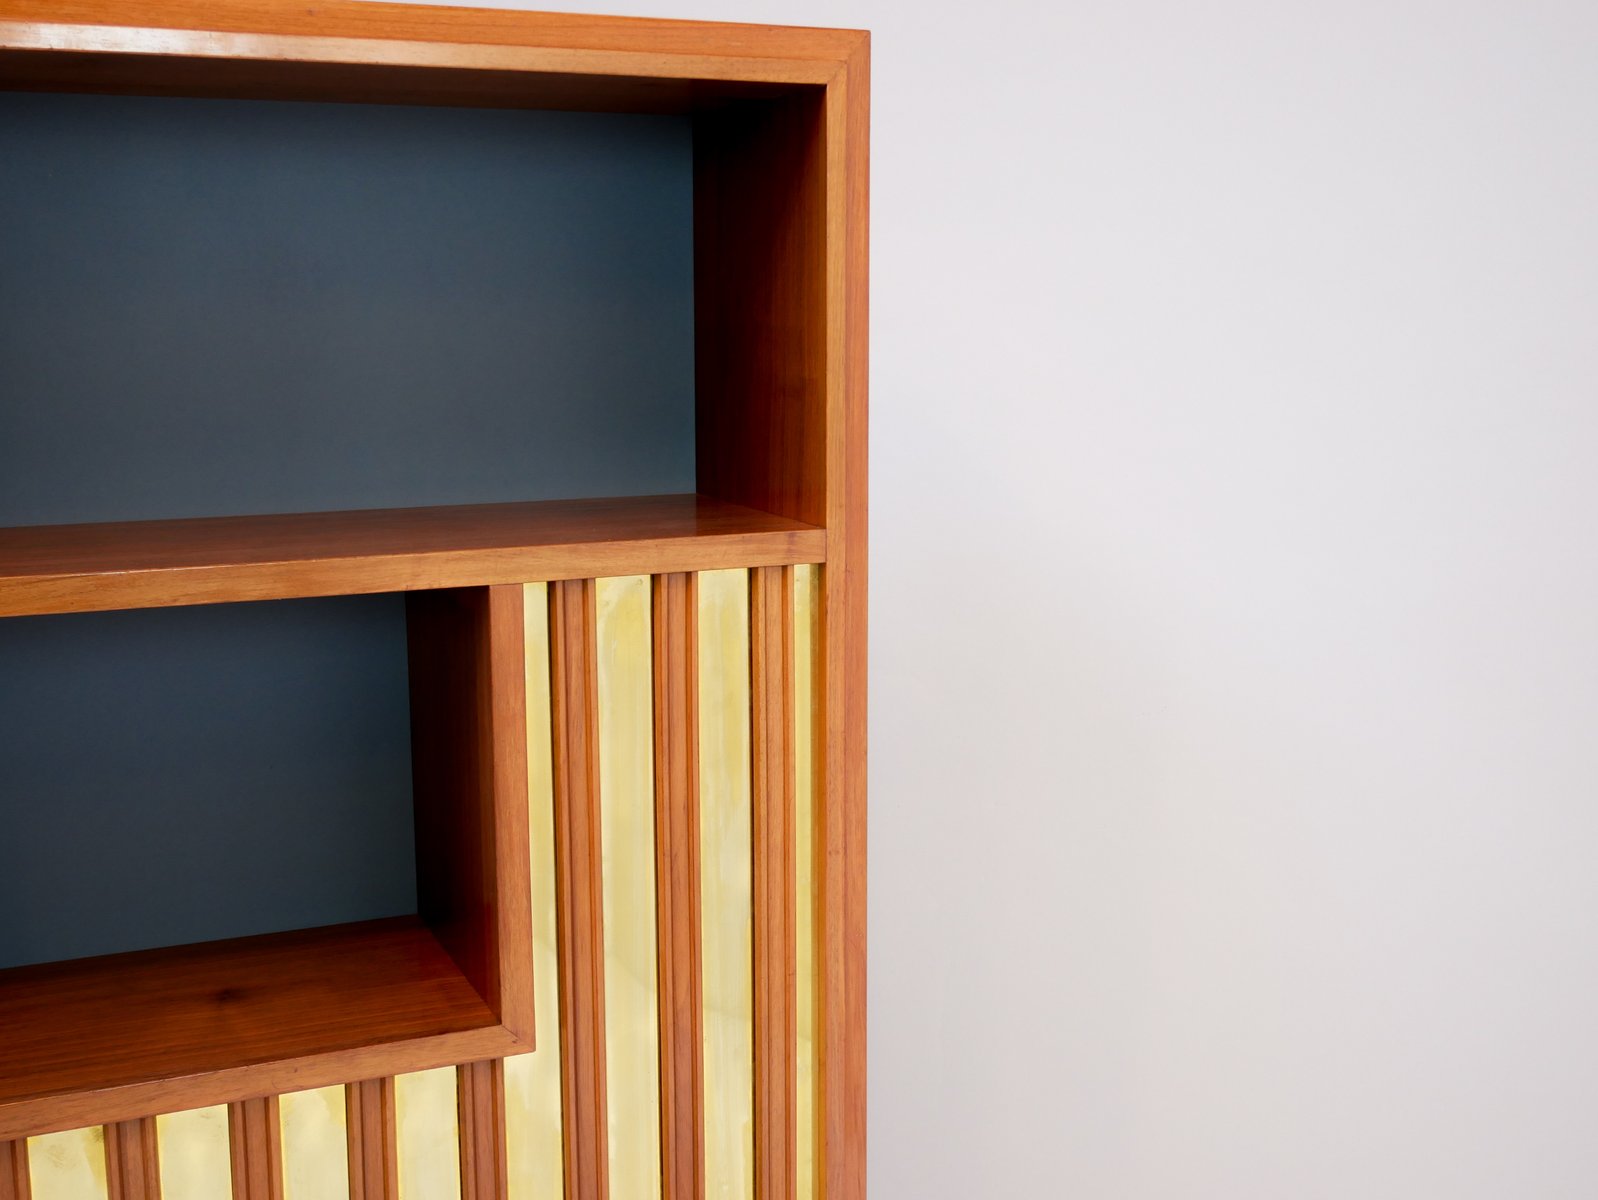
[
  {"xmin": 652, "ymin": 574, "xmax": 706, "ymax": 1200},
  {"xmin": 456, "ymin": 1063, "xmax": 506, "ymax": 1200},
  {"xmin": 345, "ymin": 1082, "xmax": 396, "ymax": 1200},
  {"xmin": 227, "ymin": 1100, "xmax": 281, "ymax": 1200},
  {"xmin": 750, "ymin": 567, "xmax": 797, "ymax": 1200},
  {"xmin": 105, "ymin": 1120, "xmax": 159, "ymax": 1200},
  {"xmin": 0, "ymin": 1140, "xmax": 29, "ymax": 1200},
  {"xmin": 549, "ymin": 579, "xmax": 609, "ymax": 1200}
]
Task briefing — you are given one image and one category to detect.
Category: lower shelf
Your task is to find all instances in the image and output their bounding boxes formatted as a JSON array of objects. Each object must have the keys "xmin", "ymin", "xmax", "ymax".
[{"xmin": 0, "ymin": 916, "xmax": 527, "ymax": 1140}]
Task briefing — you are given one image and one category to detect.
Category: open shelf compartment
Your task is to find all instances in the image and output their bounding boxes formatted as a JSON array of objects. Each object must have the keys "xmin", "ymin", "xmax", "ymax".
[{"xmin": 0, "ymin": 582, "xmax": 533, "ymax": 1140}]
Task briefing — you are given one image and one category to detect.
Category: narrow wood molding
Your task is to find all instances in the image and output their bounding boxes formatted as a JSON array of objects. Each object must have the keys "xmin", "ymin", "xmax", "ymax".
[
  {"xmin": 820, "ymin": 39, "xmax": 871, "ymax": 1200},
  {"xmin": 456, "ymin": 1061, "xmax": 508, "ymax": 1200},
  {"xmin": 105, "ymin": 1118, "xmax": 160, "ymax": 1200},
  {"xmin": 750, "ymin": 566, "xmax": 797, "ymax": 1200},
  {"xmin": 228, "ymin": 1097, "xmax": 283, "ymax": 1200},
  {"xmin": 652, "ymin": 573, "xmax": 706, "ymax": 1200},
  {"xmin": 549, "ymin": 578, "xmax": 609, "ymax": 1200},
  {"xmin": 0, "ymin": 1140, "xmax": 30, "ymax": 1200},
  {"xmin": 345, "ymin": 1080, "xmax": 398, "ymax": 1200}
]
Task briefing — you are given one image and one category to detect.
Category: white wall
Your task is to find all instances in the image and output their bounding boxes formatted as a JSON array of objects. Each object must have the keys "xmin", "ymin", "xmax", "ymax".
[{"xmin": 397, "ymin": 2, "xmax": 1598, "ymax": 1194}]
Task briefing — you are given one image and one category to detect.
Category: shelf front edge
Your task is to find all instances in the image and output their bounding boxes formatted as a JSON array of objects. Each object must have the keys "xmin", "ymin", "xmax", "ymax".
[
  {"xmin": 0, "ymin": 1022, "xmax": 527, "ymax": 1142},
  {"xmin": 0, "ymin": 498, "xmax": 827, "ymax": 617}
]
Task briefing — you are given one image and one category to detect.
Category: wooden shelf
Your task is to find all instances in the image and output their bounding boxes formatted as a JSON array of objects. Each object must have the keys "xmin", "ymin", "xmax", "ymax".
[
  {"xmin": 0, "ymin": 917, "xmax": 525, "ymax": 1140},
  {"xmin": 0, "ymin": 493, "xmax": 825, "ymax": 617}
]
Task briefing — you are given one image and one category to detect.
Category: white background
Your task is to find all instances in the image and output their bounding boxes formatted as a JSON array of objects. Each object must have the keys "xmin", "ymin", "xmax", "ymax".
[{"xmin": 394, "ymin": 2, "xmax": 1598, "ymax": 1194}]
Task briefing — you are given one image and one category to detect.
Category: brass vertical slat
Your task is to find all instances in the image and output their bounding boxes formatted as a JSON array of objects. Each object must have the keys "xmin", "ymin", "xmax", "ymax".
[
  {"xmin": 345, "ymin": 1081, "xmax": 397, "ymax": 1200},
  {"xmin": 23, "ymin": 1127, "xmax": 107, "ymax": 1200},
  {"xmin": 104, "ymin": 1120, "xmax": 160, "ymax": 1200},
  {"xmin": 0, "ymin": 1139, "xmax": 30, "ymax": 1200},
  {"xmin": 506, "ymin": 582, "xmax": 566, "ymax": 1200},
  {"xmin": 750, "ymin": 566, "xmax": 797, "ymax": 1200},
  {"xmin": 456, "ymin": 1062, "xmax": 507, "ymax": 1200},
  {"xmin": 549, "ymin": 578, "xmax": 609, "ymax": 1200},
  {"xmin": 653, "ymin": 573, "xmax": 706, "ymax": 1200},
  {"xmin": 227, "ymin": 1099, "xmax": 282, "ymax": 1200}
]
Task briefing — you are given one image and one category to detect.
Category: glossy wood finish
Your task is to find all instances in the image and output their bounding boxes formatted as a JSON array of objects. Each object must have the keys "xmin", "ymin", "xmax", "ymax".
[
  {"xmin": 104, "ymin": 1120, "xmax": 158, "ymax": 1200},
  {"xmin": 821, "ymin": 41, "xmax": 871, "ymax": 1200},
  {"xmin": 0, "ymin": 920, "xmax": 517, "ymax": 1142},
  {"xmin": 0, "ymin": 2, "xmax": 868, "ymax": 1193},
  {"xmin": 651, "ymin": 574, "xmax": 705, "ymax": 1200},
  {"xmin": 0, "ymin": 496, "xmax": 825, "ymax": 618},
  {"xmin": 408, "ymin": 585, "xmax": 535, "ymax": 1045},
  {"xmin": 0, "ymin": 1140, "xmax": 29, "ymax": 1200},
  {"xmin": 344, "ymin": 1081, "xmax": 397, "ymax": 1200},
  {"xmin": 455, "ymin": 1062, "xmax": 506, "ymax": 1200},
  {"xmin": 227, "ymin": 1099, "xmax": 282, "ymax": 1200},
  {"xmin": 548, "ymin": 580, "xmax": 609, "ymax": 1200},
  {"xmin": 695, "ymin": 98, "xmax": 828, "ymax": 530},
  {"xmin": 0, "ymin": 0, "xmax": 857, "ymax": 112},
  {"xmin": 750, "ymin": 568, "xmax": 797, "ymax": 1200}
]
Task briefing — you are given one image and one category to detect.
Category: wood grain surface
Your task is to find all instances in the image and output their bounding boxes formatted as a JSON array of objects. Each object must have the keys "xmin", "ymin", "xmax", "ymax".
[
  {"xmin": 549, "ymin": 579, "xmax": 609, "ymax": 1200},
  {"xmin": 227, "ymin": 1098, "xmax": 282, "ymax": 1200},
  {"xmin": 408, "ymin": 586, "xmax": 535, "ymax": 1046},
  {"xmin": 105, "ymin": 1118, "xmax": 159, "ymax": 1200},
  {"xmin": 345, "ymin": 1079, "xmax": 397, "ymax": 1200},
  {"xmin": 0, "ymin": 919, "xmax": 518, "ymax": 1142},
  {"xmin": 0, "ymin": 495, "xmax": 824, "ymax": 618},
  {"xmin": 455, "ymin": 1061, "xmax": 507, "ymax": 1200},
  {"xmin": 751, "ymin": 567, "xmax": 796, "ymax": 1200},
  {"xmin": 0, "ymin": 1141, "xmax": 27, "ymax": 1200}
]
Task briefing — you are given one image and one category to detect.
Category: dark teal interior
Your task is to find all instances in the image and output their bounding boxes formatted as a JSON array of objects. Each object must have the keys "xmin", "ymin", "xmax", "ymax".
[{"xmin": 0, "ymin": 92, "xmax": 696, "ymax": 969}]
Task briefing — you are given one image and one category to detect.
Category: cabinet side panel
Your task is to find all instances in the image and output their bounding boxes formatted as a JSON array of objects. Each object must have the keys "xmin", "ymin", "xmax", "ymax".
[
  {"xmin": 694, "ymin": 92, "xmax": 829, "ymax": 528},
  {"xmin": 407, "ymin": 586, "xmax": 533, "ymax": 1037}
]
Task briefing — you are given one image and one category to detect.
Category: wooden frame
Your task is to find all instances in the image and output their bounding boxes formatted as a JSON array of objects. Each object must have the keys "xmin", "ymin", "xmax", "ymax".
[{"xmin": 0, "ymin": 2, "xmax": 867, "ymax": 1196}]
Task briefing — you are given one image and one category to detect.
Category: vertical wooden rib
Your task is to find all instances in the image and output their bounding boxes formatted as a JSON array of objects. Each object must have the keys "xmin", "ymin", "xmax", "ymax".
[
  {"xmin": 345, "ymin": 1081, "xmax": 397, "ymax": 1200},
  {"xmin": 456, "ymin": 1062, "xmax": 506, "ymax": 1200},
  {"xmin": 104, "ymin": 1120, "xmax": 159, "ymax": 1200},
  {"xmin": 549, "ymin": 578, "xmax": 609, "ymax": 1200},
  {"xmin": 0, "ymin": 1140, "xmax": 30, "ymax": 1200},
  {"xmin": 750, "ymin": 567, "xmax": 797, "ymax": 1200},
  {"xmin": 227, "ymin": 1099, "xmax": 282, "ymax": 1200},
  {"xmin": 653, "ymin": 573, "xmax": 706, "ymax": 1200}
]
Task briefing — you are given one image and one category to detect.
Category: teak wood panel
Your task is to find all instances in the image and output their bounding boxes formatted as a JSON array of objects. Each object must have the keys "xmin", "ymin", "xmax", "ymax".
[
  {"xmin": 104, "ymin": 1118, "xmax": 159, "ymax": 1200},
  {"xmin": 0, "ymin": 919, "xmax": 517, "ymax": 1142},
  {"xmin": 0, "ymin": 1141, "xmax": 27, "ymax": 1200},
  {"xmin": 0, "ymin": 495, "xmax": 825, "ymax": 618},
  {"xmin": 456, "ymin": 1062, "xmax": 507, "ymax": 1200},
  {"xmin": 0, "ymin": 0, "xmax": 861, "ymax": 110},
  {"xmin": 345, "ymin": 1080, "xmax": 398, "ymax": 1200},
  {"xmin": 548, "ymin": 579, "xmax": 609, "ymax": 1200},
  {"xmin": 651, "ymin": 574, "xmax": 705, "ymax": 1200},
  {"xmin": 408, "ymin": 584, "xmax": 535, "ymax": 1047},
  {"xmin": 226, "ymin": 1098, "xmax": 282, "ymax": 1200}
]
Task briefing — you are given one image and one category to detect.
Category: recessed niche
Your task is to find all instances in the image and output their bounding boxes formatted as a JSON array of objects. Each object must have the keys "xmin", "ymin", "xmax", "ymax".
[{"xmin": 0, "ymin": 91, "xmax": 695, "ymax": 528}]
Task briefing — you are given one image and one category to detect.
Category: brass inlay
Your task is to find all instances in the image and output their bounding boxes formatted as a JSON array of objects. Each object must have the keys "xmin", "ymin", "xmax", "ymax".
[
  {"xmin": 27, "ymin": 1126, "xmax": 107, "ymax": 1200},
  {"xmin": 279, "ymin": 1085, "xmax": 349, "ymax": 1200},
  {"xmin": 155, "ymin": 1106, "xmax": 229, "ymax": 1200},
  {"xmin": 507, "ymin": 581, "xmax": 566, "ymax": 1200},
  {"xmin": 698, "ymin": 568, "xmax": 754, "ymax": 1200},
  {"xmin": 394, "ymin": 1067, "xmax": 461, "ymax": 1200},
  {"xmin": 595, "ymin": 574, "xmax": 664, "ymax": 1200}
]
